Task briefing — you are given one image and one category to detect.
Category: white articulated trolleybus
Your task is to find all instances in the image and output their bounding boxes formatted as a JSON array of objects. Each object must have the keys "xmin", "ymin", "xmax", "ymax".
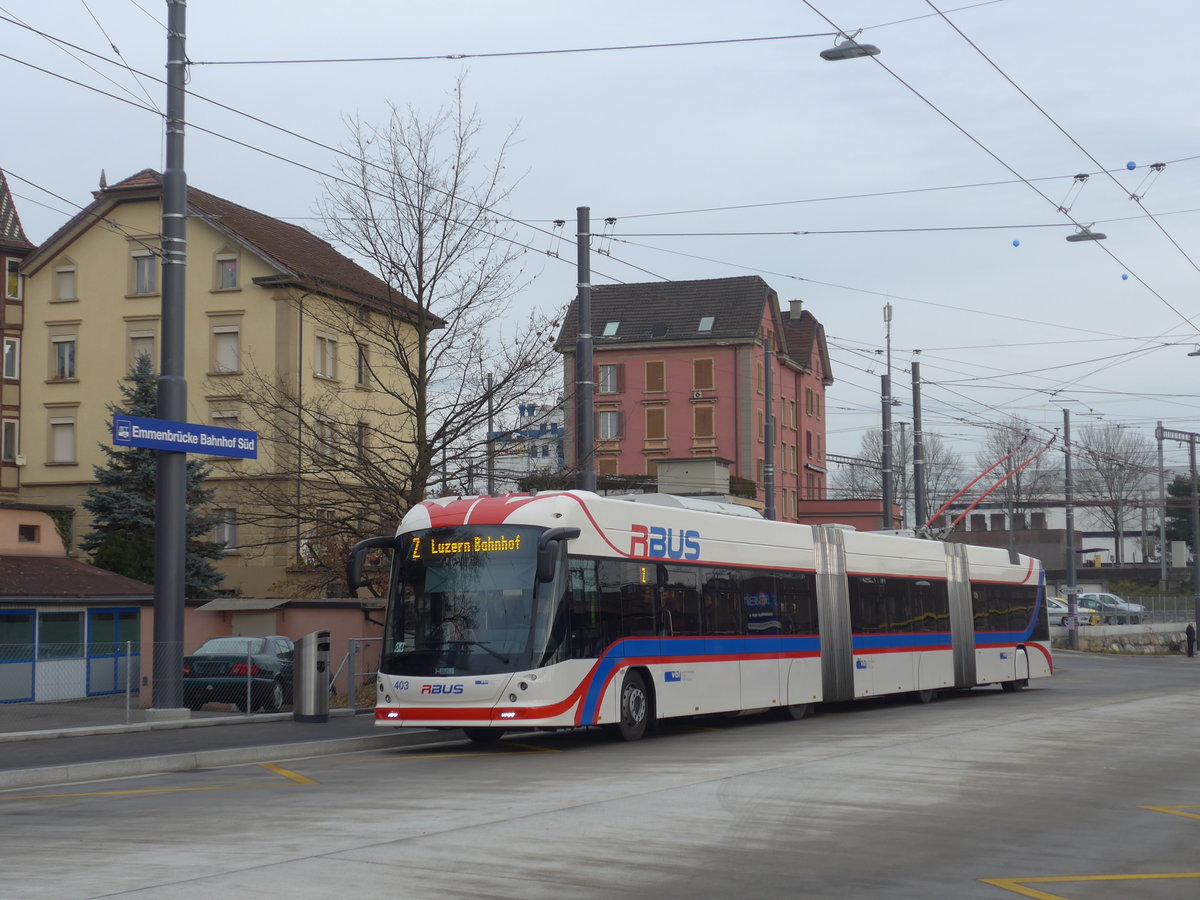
[{"xmin": 347, "ymin": 491, "xmax": 1051, "ymax": 743}]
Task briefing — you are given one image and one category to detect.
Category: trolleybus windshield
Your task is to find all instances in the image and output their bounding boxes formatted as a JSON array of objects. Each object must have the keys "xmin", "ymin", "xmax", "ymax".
[{"xmin": 382, "ymin": 525, "xmax": 552, "ymax": 677}]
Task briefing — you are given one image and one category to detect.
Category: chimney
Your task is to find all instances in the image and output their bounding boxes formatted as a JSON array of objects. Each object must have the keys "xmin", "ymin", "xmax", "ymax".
[{"xmin": 789, "ymin": 299, "xmax": 803, "ymax": 319}]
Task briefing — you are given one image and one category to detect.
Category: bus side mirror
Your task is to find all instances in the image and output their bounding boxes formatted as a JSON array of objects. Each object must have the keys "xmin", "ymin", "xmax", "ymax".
[
  {"xmin": 537, "ymin": 527, "xmax": 580, "ymax": 583},
  {"xmin": 347, "ymin": 536, "xmax": 399, "ymax": 594}
]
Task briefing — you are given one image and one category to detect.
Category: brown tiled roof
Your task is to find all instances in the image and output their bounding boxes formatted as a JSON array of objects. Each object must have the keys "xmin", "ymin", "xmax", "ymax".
[
  {"xmin": 0, "ymin": 556, "xmax": 152, "ymax": 601},
  {"xmin": 0, "ymin": 170, "xmax": 33, "ymax": 253},
  {"xmin": 555, "ymin": 276, "xmax": 776, "ymax": 350},
  {"xmin": 26, "ymin": 169, "xmax": 434, "ymax": 322},
  {"xmin": 781, "ymin": 308, "xmax": 834, "ymax": 383}
]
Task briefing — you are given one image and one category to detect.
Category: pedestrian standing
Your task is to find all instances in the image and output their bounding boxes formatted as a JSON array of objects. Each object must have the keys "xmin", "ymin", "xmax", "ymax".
[{"xmin": 1186, "ymin": 622, "xmax": 1196, "ymax": 658}]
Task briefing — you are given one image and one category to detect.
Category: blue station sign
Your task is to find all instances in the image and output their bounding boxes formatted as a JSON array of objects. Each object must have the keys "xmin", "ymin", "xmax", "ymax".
[{"xmin": 113, "ymin": 415, "xmax": 258, "ymax": 459}]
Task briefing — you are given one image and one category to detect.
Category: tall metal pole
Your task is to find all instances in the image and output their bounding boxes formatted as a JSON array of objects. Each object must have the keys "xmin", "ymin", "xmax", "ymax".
[
  {"xmin": 1157, "ymin": 422, "xmax": 1167, "ymax": 590},
  {"xmin": 763, "ymin": 336, "xmax": 775, "ymax": 520},
  {"xmin": 880, "ymin": 373, "xmax": 893, "ymax": 529},
  {"xmin": 1064, "ymin": 409, "xmax": 1078, "ymax": 650},
  {"xmin": 153, "ymin": 0, "xmax": 188, "ymax": 710},
  {"xmin": 911, "ymin": 361, "xmax": 928, "ymax": 528},
  {"xmin": 897, "ymin": 421, "xmax": 908, "ymax": 529},
  {"xmin": 486, "ymin": 373, "xmax": 495, "ymax": 495},
  {"xmin": 1191, "ymin": 438, "xmax": 1199, "ymax": 629},
  {"xmin": 880, "ymin": 303, "xmax": 894, "ymax": 529},
  {"xmin": 573, "ymin": 207, "xmax": 596, "ymax": 491}
]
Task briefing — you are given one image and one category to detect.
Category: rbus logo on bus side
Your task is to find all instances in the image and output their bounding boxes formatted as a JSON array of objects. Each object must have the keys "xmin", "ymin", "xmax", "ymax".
[{"xmin": 630, "ymin": 524, "xmax": 701, "ymax": 560}]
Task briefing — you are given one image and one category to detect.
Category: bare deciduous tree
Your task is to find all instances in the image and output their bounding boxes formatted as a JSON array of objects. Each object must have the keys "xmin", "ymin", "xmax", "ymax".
[
  {"xmin": 1075, "ymin": 423, "xmax": 1155, "ymax": 564},
  {"xmin": 831, "ymin": 429, "xmax": 964, "ymax": 525},
  {"xmin": 230, "ymin": 83, "xmax": 562, "ymax": 595},
  {"xmin": 970, "ymin": 417, "xmax": 1057, "ymax": 531}
]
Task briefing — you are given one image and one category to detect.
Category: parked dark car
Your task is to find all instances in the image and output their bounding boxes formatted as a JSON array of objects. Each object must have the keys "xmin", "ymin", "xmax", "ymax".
[
  {"xmin": 183, "ymin": 635, "xmax": 294, "ymax": 712},
  {"xmin": 1077, "ymin": 593, "xmax": 1146, "ymax": 625}
]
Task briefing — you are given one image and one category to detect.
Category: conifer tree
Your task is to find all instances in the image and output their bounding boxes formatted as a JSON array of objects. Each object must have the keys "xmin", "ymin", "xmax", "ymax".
[{"xmin": 81, "ymin": 353, "xmax": 224, "ymax": 597}]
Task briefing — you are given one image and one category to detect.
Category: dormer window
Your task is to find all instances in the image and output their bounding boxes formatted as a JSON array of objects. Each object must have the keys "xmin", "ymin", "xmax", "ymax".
[
  {"xmin": 5, "ymin": 258, "xmax": 21, "ymax": 300},
  {"xmin": 602, "ymin": 321, "xmax": 619, "ymax": 337},
  {"xmin": 698, "ymin": 316, "xmax": 714, "ymax": 332}
]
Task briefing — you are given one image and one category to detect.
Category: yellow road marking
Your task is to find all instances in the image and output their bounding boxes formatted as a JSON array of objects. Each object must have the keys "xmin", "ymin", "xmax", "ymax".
[
  {"xmin": 504, "ymin": 742, "xmax": 560, "ymax": 753},
  {"xmin": 1142, "ymin": 804, "xmax": 1200, "ymax": 821},
  {"xmin": 2, "ymin": 783, "xmax": 285, "ymax": 801},
  {"xmin": 258, "ymin": 762, "xmax": 319, "ymax": 785},
  {"xmin": 981, "ymin": 873, "xmax": 1200, "ymax": 899}
]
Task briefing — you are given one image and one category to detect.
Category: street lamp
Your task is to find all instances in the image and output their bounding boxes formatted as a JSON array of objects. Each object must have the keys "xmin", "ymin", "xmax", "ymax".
[
  {"xmin": 1066, "ymin": 225, "xmax": 1106, "ymax": 242},
  {"xmin": 820, "ymin": 31, "xmax": 880, "ymax": 61}
]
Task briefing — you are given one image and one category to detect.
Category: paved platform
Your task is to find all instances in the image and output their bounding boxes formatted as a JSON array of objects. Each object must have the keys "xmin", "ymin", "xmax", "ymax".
[{"xmin": 0, "ymin": 697, "xmax": 445, "ymax": 791}]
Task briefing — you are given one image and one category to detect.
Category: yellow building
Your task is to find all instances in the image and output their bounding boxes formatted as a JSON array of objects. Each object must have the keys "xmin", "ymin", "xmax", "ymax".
[{"xmin": 16, "ymin": 170, "xmax": 425, "ymax": 596}]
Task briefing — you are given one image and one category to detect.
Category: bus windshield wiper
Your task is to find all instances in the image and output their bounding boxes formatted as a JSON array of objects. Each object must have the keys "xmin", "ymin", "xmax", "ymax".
[{"xmin": 450, "ymin": 640, "xmax": 509, "ymax": 665}]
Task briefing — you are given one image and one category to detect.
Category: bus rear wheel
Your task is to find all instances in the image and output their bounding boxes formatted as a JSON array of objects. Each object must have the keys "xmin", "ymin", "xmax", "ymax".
[
  {"xmin": 614, "ymin": 670, "xmax": 650, "ymax": 741},
  {"xmin": 463, "ymin": 727, "xmax": 505, "ymax": 745},
  {"xmin": 776, "ymin": 703, "xmax": 812, "ymax": 720}
]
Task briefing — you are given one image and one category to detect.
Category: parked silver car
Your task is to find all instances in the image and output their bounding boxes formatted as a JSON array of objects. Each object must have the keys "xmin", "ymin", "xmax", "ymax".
[
  {"xmin": 1047, "ymin": 597, "xmax": 1099, "ymax": 626},
  {"xmin": 1077, "ymin": 592, "xmax": 1146, "ymax": 625}
]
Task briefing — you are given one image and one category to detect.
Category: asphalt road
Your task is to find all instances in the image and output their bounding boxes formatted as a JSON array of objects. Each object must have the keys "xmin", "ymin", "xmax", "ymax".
[{"xmin": 2, "ymin": 651, "xmax": 1199, "ymax": 899}]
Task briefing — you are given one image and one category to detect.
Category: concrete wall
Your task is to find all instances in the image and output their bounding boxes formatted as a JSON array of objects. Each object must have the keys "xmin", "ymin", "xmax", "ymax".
[{"xmin": 1050, "ymin": 622, "xmax": 1194, "ymax": 655}]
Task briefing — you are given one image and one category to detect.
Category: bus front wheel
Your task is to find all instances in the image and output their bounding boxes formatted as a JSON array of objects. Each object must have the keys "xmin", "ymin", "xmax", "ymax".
[
  {"xmin": 615, "ymin": 670, "xmax": 650, "ymax": 741},
  {"xmin": 463, "ymin": 727, "xmax": 505, "ymax": 745}
]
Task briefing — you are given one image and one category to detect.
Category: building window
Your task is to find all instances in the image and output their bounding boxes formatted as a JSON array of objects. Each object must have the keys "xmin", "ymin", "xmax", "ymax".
[
  {"xmin": 355, "ymin": 421, "xmax": 369, "ymax": 460},
  {"xmin": 1031, "ymin": 512, "xmax": 1047, "ymax": 530},
  {"xmin": 2, "ymin": 336, "xmax": 18, "ymax": 379},
  {"xmin": 131, "ymin": 249, "xmax": 157, "ymax": 295},
  {"xmin": 645, "ymin": 407, "xmax": 666, "ymax": 440},
  {"xmin": 355, "ymin": 342, "xmax": 369, "ymax": 387},
  {"xmin": 315, "ymin": 335, "xmax": 338, "ymax": 379},
  {"xmin": 693, "ymin": 405, "xmax": 714, "ymax": 438},
  {"xmin": 698, "ymin": 315, "xmax": 714, "ymax": 332},
  {"xmin": 211, "ymin": 406, "xmax": 240, "ymax": 430},
  {"xmin": 598, "ymin": 409, "xmax": 622, "ymax": 441},
  {"xmin": 313, "ymin": 415, "xmax": 336, "ymax": 450},
  {"xmin": 214, "ymin": 508, "xmax": 237, "ymax": 551},
  {"xmin": 49, "ymin": 416, "xmax": 76, "ymax": 464},
  {"xmin": 645, "ymin": 360, "xmax": 665, "ymax": 393},
  {"xmin": 51, "ymin": 337, "xmax": 76, "ymax": 380},
  {"xmin": 790, "ymin": 444, "xmax": 798, "ymax": 473},
  {"xmin": 806, "ymin": 430, "xmax": 813, "ymax": 457},
  {"xmin": 757, "ymin": 409, "xmax": 765, "ymax": 443},
  {"xmin": 990, "ymin": 513, "xmax": 1006, "ymax": 531},
  {"xmin": 597, "ymin": 457, "xmax": 618, "ymax": 476},
  {"xmin": 1, "ymin": 419, "xmax": 16, "ymax": 461},
  {"xmin": 39, "ymin": 611, "xmax": 83, "ymax": 659},
  {"xmin": 212, "ymin": 325, "xmax": 240, "ymax": 373},
  {"xmin": 693, "ymin": 358, "xmax": 714, "ymax": 391},
  {"xmin": 4, "ymin": 258, "xmax": 19, "ymax": 300},
  {"xmin": 18, "ymin": 523, "xmax": 39, "ymax": 542},
  {"xmin": 129, "ymin": 332, "xmax": 155, "ymax": 373},
  {"xmin": 755, "ymin": 361, "xmax": 764, "ymax": 394},
  {"xmin": 215, "ymin": 254, "xmax": 238, "ymax": 290},
  {"xmin": 602, "ymin": 321, "xmax": 619, "ymax": 337},
  {"xmin": 598, "ymin": 363, "xmax": 622, "ymax": 394},
  {"xmin": 55, "ymin": 264, "xmax": 77, "ymax": 301}
]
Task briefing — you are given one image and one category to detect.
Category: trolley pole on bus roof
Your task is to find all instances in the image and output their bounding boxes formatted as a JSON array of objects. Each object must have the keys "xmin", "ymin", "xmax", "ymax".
[{"xmin": 574, "ymin": 207, "xmax": 596, "ymax": 492}]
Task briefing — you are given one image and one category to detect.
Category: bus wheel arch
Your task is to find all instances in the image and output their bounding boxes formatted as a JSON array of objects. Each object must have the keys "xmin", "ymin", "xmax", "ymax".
[
  {"xmin": 1001, "ymin": 647, "xmax": 1029, "ymax": 692},
  {"xmin": 611, "ymin": 667, "xmax": 654, "ymax": 741}
]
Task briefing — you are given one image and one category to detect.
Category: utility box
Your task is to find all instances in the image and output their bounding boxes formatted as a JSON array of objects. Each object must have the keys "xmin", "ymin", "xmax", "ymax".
[{"xmin": 293, "ymin": 630, "xmax": 331, "ymax": 723}]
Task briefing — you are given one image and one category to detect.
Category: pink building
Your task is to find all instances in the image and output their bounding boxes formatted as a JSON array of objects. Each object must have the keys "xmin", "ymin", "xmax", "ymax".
[{"xmin": 557, "ymin": 276, "xmax": 833, "ymax": 522}]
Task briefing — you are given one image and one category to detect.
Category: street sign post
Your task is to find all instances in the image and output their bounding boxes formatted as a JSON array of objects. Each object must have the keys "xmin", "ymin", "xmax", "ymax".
[{"xmin": 113, "ymin": 415, "xmax": 258, "ymax": 459}]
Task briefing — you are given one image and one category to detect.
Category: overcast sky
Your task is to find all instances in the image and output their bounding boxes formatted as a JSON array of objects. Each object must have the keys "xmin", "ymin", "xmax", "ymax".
[{"xmin": 5, "ymin": 0, "xmax": 1200, "ymax": 477}]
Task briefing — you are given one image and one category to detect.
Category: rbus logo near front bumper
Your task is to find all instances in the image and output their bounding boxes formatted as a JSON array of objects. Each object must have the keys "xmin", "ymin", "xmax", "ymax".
[{"xmin": 630, "ymin": 524, "xmax": 701, "ymax": 560}]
